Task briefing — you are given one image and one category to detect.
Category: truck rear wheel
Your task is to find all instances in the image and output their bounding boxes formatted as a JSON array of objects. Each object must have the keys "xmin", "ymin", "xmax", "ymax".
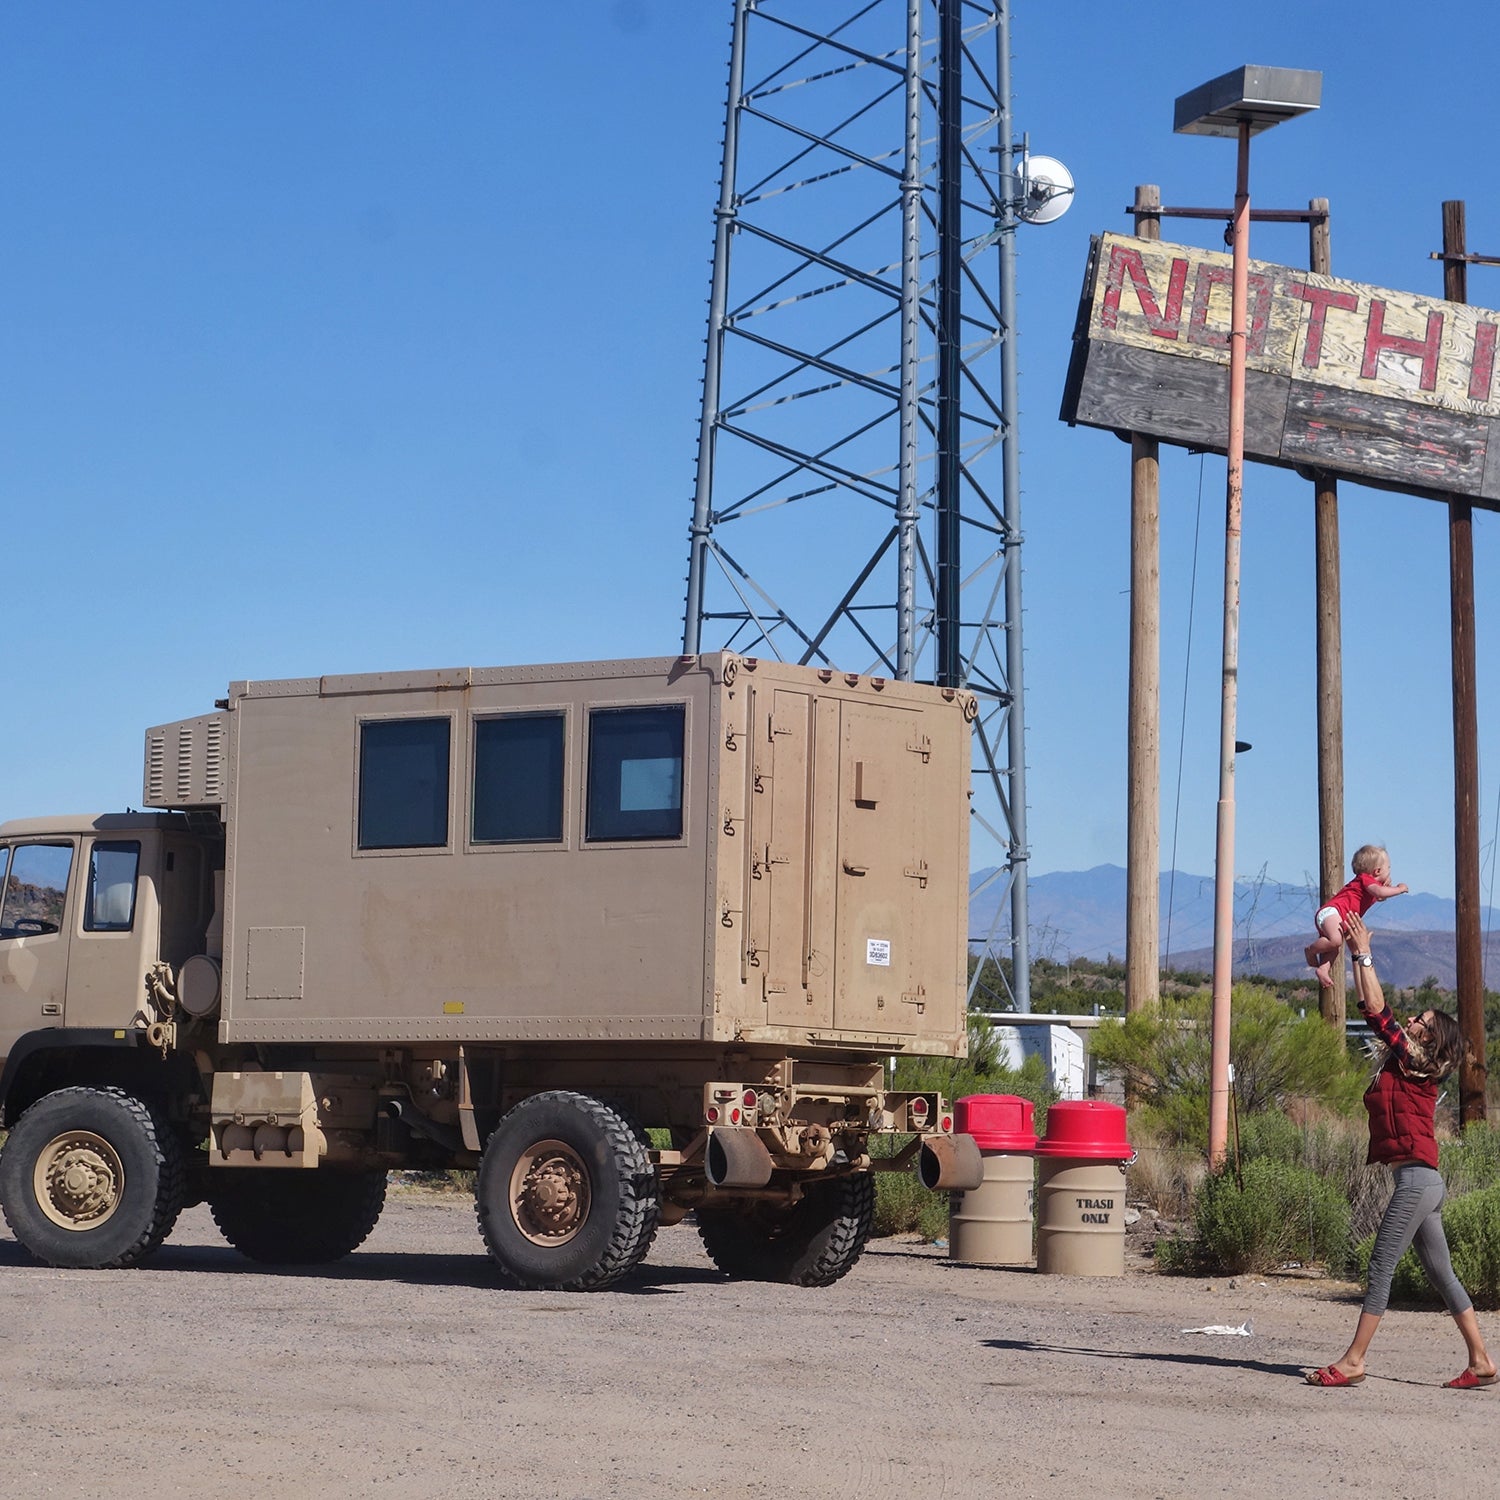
[
  {"xmin": 475, "ymin": 1091, "xmax": 659, "ymax": 1291},
  {"xmin": 0, "ymin": 1086, "xmax": 186, "ymax": 1269},
  {"xmin": 696, "ymin": 1171, "xmax": 875, "ymax": 1287},
  {"xmin": 208, "ymin": 1169, "xmax": 387, "ymax": 1264}
]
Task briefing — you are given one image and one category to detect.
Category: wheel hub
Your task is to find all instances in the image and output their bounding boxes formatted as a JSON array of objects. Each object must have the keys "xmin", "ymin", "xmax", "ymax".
[
  {"xmin": 509, "ymin": 1139, "xmax": 590, "ymax": 1246},
  {"xmin": 34, "ymin": 1131, "xmax": 124, "ymax": 1231}
]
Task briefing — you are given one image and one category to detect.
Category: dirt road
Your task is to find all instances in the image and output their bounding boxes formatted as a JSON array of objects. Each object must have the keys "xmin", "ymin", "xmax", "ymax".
[{"xmin": 1, "ymin": 1189, "xmax": 1492, "ymax": 1499}]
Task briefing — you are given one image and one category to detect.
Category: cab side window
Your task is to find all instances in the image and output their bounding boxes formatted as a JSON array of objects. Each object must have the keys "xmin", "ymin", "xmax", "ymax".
[
  {"xmin": 0, "ymin": 844, "xmax": 74, "ymax": 939},
  {"xmin": 85, "ymin": 841, "xmax": 141, "ymax": 932},
  {"xmin": 586, "ymin": 705, "xmax": 685, "ymax": 842}
]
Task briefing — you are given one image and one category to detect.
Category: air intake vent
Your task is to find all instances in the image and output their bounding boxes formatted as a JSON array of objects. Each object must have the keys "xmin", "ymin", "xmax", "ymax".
[
  {"xmin": 203, "ymin": 717, "xmax": 225, "ymax": 800},
  {"xmin": 145, "ymin": 730, "xmax": 167, "ymax": 805},
  {"xmin": 143, "ymin": 712, "xmax": 230, "ymax": 809}
]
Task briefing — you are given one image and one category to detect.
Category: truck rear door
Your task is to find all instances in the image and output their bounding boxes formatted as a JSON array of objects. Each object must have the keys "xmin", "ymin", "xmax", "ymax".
[
  {"xmin": 743, "ymin": 678, "xmax": 963, "ymax": 1043},
  {"xmin": 833, "ymin": 704, "xmax": 942, "ymax": 1038}
]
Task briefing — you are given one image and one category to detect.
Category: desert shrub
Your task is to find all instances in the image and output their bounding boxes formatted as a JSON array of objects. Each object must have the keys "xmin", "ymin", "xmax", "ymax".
[
  {"xmin": 1166, "ymin": 1158, "xmax": 1352, "ymax": 1276},
  {"xmin": 1355, "ymin": 1184, "xmax": 1500, "ymax": 1311},
  {"xmin": 1235, "ymin": 1109, "xmax": 1388, "ymax": 1244},
  {"xmin": 871, "ymin": 1158, "xmax": 950, "ymax": 1240},
  {"xmin": 1090, "ymin": 986, "xmax": 1367, "ymax": 1150},
  {"xmin": 390, "ymin": 1169, "xmax": 475, "ymax": 1194},
  {"xmin": 1440, "ymin": 1121, "xmax": 1500, "ymax": 1199}
]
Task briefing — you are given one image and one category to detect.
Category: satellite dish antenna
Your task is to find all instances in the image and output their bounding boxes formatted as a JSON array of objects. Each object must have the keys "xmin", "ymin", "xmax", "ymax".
[{"xmin": 1015, "ymin": 154, "xmax": 1075, "ymax": 225}]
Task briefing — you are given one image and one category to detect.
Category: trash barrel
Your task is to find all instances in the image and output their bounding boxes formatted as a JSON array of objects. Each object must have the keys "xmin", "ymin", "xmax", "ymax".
[
  {"xmin": 1034, "ymin": 1100, "xmax": 1132, "ymax": 1277},
  {"xmin": 948, "ymin": 1094, "xmax": 1037, "ymax": 1265}
]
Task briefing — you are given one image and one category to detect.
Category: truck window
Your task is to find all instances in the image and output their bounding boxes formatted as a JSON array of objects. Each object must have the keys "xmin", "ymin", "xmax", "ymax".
[
  {"xmin": 586, "ymin": 705, "xmax": 685, "ymax": 843},
  {"xmin": 358, "ymin": 717, "xmax": 451, "ymax": 850},
  {"xmin": 0, "ymin": 843, "xmax": 74, "ymax": 939},
  {"xmin": 472, "ymin": 713, "xmax": 565, "ymax": 844},
  {"xmin": 84, "ymin": 841, "xmax": 141, "ymax": 932}
]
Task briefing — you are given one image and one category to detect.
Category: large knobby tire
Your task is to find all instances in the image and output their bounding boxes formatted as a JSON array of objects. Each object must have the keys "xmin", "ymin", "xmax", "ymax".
[
  {"xmin": 475, "ymin": 1091, "xmax": 659, "ymax": 1291},
  {"xmin": 209, "ymin": 1169, "xmax": 387, "ymax": 1265},
  {"xmin": 697, "ymin": 1171, "xmax": 875, "ymax": 1288},
  {"xmin": 0, "ymin": 1086, "xmax": 186, "ymax": 1270}
]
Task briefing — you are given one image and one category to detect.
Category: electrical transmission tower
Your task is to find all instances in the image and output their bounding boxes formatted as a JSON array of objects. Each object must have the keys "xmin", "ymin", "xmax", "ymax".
[{"xmin": 682, "ymin": 0, "xmax": 1045, "ymax": 1007}]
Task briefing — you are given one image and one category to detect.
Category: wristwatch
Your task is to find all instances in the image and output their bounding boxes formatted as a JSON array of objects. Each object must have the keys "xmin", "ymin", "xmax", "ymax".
[{"xmin": 1353, "ymin": 953, "xmax": 1373, "ymax": 968}]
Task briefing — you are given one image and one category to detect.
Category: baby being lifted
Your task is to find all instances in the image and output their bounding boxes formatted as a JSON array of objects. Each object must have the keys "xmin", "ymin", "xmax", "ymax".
[{"xmin": 1305, "ymin": 843, "xmax": 1408, "ymax": 989}]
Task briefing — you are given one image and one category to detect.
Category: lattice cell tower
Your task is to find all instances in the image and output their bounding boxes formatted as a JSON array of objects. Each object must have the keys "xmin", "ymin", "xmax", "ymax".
[{"xmin": 682, "ymin": 0, "xmax": 1069, "ymax": 1008}]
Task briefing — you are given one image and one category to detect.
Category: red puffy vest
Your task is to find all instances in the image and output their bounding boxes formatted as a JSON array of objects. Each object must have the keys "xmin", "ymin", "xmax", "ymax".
[{"xmin": 1364, "ymin": 1063, "xmax": 1439, "ymax": 1169}]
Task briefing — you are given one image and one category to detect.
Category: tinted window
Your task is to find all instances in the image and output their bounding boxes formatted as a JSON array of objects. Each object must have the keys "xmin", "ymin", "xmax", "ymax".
[
  {"xmin": 0, "ymin": 843, "xmax": 74, "ymax": 938},
  {"xmin": 359, "ymin": 718, "xmax": 451, "ymax": 850},
  {"xmin": 473, "ymin": 714, "xmax": 565, "ymax": 844},
  {"xmin": 85, "ymin": 841, "xmax": 141, "ymax": 932},
  {"xmin": 586, "ymin": 705, "xmax": 685, "ymax": 842}
]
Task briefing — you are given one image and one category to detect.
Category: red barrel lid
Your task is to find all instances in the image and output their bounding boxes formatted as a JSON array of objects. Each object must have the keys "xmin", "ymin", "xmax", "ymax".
[
  {"xmin": 1034, "ymin": 1099, "xmax": 1131, "ymax": 1159},
  {"xmin": 955, "ymin": 1093, "xmax": 1037, "ymax": 1152}
]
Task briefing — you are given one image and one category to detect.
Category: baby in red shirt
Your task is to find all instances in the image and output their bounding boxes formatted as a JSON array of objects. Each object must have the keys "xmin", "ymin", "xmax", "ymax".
[{"xmin": 1305, "ymin": 843, "xmax": 1408, "ymax": 988}]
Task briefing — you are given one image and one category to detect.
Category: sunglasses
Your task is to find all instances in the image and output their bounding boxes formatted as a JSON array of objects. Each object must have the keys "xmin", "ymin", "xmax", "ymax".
[{"xmin": 1407, "ymin": 1013, "xmax": 1436, "ymax": 1033}]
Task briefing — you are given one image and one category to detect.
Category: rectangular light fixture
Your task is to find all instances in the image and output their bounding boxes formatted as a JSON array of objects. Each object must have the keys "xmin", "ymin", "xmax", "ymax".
[{"xmin": 1173, "ymin": 65, "xmax": 1322, "ymax": 138}]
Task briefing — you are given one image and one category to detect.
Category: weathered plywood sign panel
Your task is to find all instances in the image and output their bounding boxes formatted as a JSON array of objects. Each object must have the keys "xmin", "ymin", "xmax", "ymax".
[{"xmin": 1060, "ymin": 232, "xmax": 1500, "ymax": 508}]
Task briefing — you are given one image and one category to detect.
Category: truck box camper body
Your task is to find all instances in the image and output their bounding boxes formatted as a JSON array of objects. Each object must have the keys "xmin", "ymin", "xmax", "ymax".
[{"xmin": 0, "ymin": 654, "xmax": 981, "ymax": 1289}]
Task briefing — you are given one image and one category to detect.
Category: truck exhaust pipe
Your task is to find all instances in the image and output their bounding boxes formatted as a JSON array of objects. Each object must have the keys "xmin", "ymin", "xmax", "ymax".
[
  {"xmin": 705, "ymin": 1128, "xmax": 774, "ymax": 1188},
  {"xmin": 917, "ymin": 1132, "xmax": 984, "ymax": 1192}
]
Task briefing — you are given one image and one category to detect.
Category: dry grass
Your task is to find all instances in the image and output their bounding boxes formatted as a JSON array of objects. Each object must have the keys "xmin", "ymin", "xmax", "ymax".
[{"xmin": 1124, "ymin": 1118, "xmax": 1205, "ymax": 1223}]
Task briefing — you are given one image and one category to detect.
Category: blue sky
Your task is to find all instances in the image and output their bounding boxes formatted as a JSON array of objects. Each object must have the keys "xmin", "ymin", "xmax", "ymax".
[{"xmin": 3, "ymin": 2, "xmax": 1498, "ymax": 910}]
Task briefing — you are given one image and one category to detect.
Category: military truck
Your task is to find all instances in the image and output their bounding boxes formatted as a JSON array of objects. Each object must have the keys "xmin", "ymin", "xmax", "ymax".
[{"xmin": 0, "ymin": 653, "xmax": 981, "ymax": 1290}]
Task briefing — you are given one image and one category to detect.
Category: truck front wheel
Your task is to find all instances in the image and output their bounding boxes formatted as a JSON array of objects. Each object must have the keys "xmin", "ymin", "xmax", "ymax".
[
  {"xmin": 696, "ymin": 1171, "xmax": 875, "ymax": 1287},
  {"xmin": 0, "ymin": 1086, "xmax": 186, "ymax": 1269},
  {"xmin": 475, "ymin": 1091, "xmax": 659, "ymax": 1291},
  {"xmin": 208, "ymin": 1169, "xmax": 388, "ymax": 1264}
]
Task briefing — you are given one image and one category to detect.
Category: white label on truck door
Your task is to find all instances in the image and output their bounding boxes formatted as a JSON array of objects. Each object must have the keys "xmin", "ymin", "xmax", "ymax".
[{"xmin": 866, "ymin": 937, "xmax": 891, "ymax": 967}]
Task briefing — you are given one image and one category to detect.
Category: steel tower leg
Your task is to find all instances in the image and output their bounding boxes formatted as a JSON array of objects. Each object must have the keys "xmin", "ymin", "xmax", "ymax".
[
  {"xmin": 683, "ymin": 0, "xmax": 750, "ymax": 655},
  {"xmin": 895, "ymin": 0, "xmax": 922, "ymax": 679},
  {"xmin": 996, "ymin": 1, "xmax": 1029, "ymax": 1007}
]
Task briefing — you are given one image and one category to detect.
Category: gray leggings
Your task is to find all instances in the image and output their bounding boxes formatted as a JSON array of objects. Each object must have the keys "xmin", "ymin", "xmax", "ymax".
[{"xmin": 1364, "ymin": 1163, "xmax": 1471, "ymax": 1318}]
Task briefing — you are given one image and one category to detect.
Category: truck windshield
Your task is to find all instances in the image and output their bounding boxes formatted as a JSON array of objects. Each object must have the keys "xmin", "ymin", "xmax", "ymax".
[{"xmin": 0, "ymin": 843, "xmax": 74, "ymax": 939}]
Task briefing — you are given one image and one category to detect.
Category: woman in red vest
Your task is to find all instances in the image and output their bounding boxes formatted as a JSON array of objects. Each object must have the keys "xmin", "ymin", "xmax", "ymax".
[{"xmin": 1306, "ymin": 910, "xmax": 1496, "ymax": 1388}]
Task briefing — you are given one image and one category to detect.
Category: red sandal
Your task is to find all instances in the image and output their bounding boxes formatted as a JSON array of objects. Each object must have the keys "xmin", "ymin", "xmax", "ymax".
[{"xmin": 1306, "ymin": 1366, "xmax": 1364, "ymax": 1387}]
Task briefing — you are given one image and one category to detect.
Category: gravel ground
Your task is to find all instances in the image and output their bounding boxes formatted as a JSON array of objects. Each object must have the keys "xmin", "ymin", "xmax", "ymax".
[{"xmin": 2, "ymin": 1188, "xmax": 1494, "ymax": 1500}]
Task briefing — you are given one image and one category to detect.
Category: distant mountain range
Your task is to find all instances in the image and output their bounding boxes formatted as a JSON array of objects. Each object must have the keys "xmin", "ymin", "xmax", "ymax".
[{"xmin": 970, "ymin": 864, "xmax": 1500, "ymax": 991}]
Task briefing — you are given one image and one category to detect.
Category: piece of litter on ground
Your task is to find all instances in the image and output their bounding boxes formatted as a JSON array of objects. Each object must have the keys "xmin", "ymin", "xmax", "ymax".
[{"xmin": 1180, "ymin": 1320, "xmax": 1253, "ymax": 1337}]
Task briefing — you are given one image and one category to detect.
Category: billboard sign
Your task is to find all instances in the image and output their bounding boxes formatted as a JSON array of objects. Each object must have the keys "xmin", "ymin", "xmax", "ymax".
[{"xmin": 1060, "ymin": 232, "xmax": 1500, "ymax": 508}]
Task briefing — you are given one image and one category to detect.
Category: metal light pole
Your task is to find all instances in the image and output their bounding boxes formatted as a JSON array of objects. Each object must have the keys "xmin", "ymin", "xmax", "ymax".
[{"xmin": 1173, "ymin": 66, "xmax": 1321, "ymax": 1167}]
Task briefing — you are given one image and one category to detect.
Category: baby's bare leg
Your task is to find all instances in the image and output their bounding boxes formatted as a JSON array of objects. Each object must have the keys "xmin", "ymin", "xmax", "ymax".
[{"xmin": 1306, "ymin": 915, "xmax": 1343, "ymax": 986}]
